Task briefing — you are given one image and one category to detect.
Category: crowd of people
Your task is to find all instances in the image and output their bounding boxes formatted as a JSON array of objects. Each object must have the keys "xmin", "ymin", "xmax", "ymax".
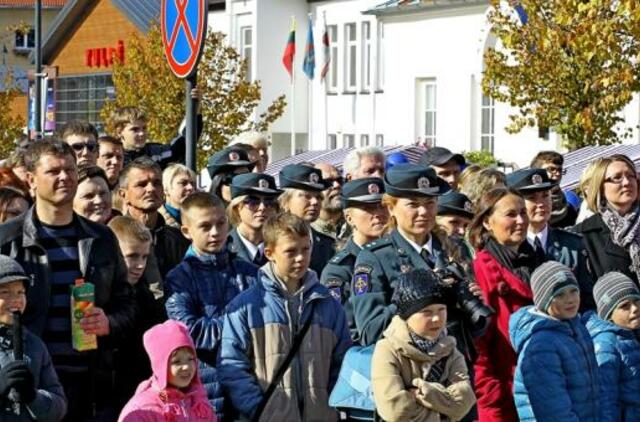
[{"xmin": 0, "ymin": 107, "xmax": 639, "ymax": 422}]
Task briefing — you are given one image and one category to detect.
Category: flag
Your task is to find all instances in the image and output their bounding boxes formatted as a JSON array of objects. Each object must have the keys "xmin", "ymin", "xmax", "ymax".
[
  {"xmin": 509, "ymin": 0, "xmax": 528, "ymax": 24},
  {"xmin": 303, "ymin": 15, "xmax": 315, "ymax": 80},
  {"xmin": 320, "ymin": 15, "xmax": 330, "ymax": 82},
  {"xmin": 282, "ymin": 18, "xmax": 296, "ymax": 79}
]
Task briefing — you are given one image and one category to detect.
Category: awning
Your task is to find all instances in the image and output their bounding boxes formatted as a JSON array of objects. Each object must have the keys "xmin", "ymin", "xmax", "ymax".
[{"xmin": 560, "ymin": 144, "xmax": 640, "ymax": 191}]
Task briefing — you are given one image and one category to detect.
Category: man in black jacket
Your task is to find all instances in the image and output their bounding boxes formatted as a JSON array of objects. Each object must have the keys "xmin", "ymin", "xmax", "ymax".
[{"xmin": 0, "ymin": 139, "xmax": 135, "ymax": 421}]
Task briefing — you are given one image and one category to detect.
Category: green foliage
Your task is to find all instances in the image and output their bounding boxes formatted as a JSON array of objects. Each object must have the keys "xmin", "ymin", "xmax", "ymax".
[
  {"xmin": 0, "ymin": 23, "xmax": 27, "ymax": 159},
  {"xmin": 464, "ymin": 150, "xmax": 498, "ymax": 168},
  {"xmin": 483, "ymin": 0, "xmax": 640, "ymax": 150},
  {"xmin": 101, "ymin": 24, "xmax": 286, "ymax": 170}
]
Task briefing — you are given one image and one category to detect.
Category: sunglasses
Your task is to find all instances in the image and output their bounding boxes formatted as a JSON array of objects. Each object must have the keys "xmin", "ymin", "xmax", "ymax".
[
  {"xmin": 70, "ymin": 142, "xmax": 97, "ymax": 152},
  {"xmin": 243, "ymin": 196, "xmax": 278, "ymax": 209},
  {"xmin": 325, "ymin": 176, "xmax": 344, "ymax": 186}
]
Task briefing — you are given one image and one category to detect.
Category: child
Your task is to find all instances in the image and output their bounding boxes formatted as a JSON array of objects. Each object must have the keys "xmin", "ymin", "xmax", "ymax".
[
  {"xmin": 118, "ymin": 320, "xmax": 216, "ymax": 421},
  {"xmin": 371, "ymin": 268, "xmax": 475, "ymax": 422},
  {"xmin": 218, "ymin": 213, "xmax": 351, "ymax": 421},
  {"xmin": 164, "ymin": 192, "xmax": 258, "ymax": 419},
  {"xmin": 510, "ymin": 261, "xmax": 599, "ymax": 422},
  {"xmin": 0, "ymin": 254, "xmax": 67, "ymax": 421},
  {"xmin": 584, "ymin": 272, "xmax": 640, "ymax": 421},
  {"xmin": 109, "ymin": 216, "xmax": 166, "ymax": 406}
]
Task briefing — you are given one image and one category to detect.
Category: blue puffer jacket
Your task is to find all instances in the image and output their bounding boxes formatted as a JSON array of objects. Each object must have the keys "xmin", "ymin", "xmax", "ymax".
[
  {"xmin": 583, "ymin": 311, "xmax": 640, "ymax": 422},
  {"xmin": 164, "ymin": 245, "xmax": 258, "ymax": 417},
  {"xmin": 509, "ymin": 306, "xmax": 599, "ymax": 422},
  {"xmin": 218, "ymin": 265, "xmax": 351, "ymax": 422}
]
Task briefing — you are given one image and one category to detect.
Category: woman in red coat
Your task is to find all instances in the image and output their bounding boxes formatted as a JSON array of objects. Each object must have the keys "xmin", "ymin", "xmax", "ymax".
[{"xmin": 469, "ymin": 187, "xmax": 540, "ymax": 422}]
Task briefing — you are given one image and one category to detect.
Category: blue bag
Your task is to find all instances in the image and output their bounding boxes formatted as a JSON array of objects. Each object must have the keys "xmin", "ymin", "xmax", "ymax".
[{"xmin": 329, "ymin": 345, "xmax": 378, "ymax": 421}]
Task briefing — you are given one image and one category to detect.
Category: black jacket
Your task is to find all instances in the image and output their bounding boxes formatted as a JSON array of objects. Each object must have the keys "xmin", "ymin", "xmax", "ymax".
[
  {"xmin": 0, "ymin": 207, "xmax": 136, "ymax": 343},
  {"xmin": 573, "ymin": 213, "xmax": 637, "ymax": 285},
  {"xmin": 310, "ymin": 227, "xmax": 335, "ymax": 277}
]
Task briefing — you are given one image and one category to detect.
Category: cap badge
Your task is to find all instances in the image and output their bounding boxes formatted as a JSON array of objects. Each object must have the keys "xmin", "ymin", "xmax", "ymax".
[
  {"xmin": 309, "ymin": 172, "xmax": 320, "ymax": 184},
  {"xmin": 417, "ymin": 177, "xmax": 431, "ymax": 189},
  {"xmin": 464, "ymin": 201, "xmax": 473, "ymax": 212},
  {"xmin": 368, "ymin": 183, "xmax": 380, "ymax": 194},
  {"xmin": 229, "ymin": 151, "xmax": 240, "ymax": 162},
  {"xmin": 258, "ymin": 179, "xmax": 269, "ymax": 189},
  {"xmin": 531, "ymin": 174, "xmax": 543, "ymax": 185}
]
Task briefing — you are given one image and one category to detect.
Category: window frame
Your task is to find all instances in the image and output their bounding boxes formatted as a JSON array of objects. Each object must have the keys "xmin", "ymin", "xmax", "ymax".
[
  {"xmin": 344, "ymin": 23, "xmax": 358, "ymax": 92},
  {"xmin": 361, "ymin": 22, "xmax": 371, "ymax": 93},
  {"xmin": 328, "ymin": 24, "xmax": 339, "ymax": 93},
  {"xmin": 480, "ymin": 93, "xmax": 495, "ymax": 154}
]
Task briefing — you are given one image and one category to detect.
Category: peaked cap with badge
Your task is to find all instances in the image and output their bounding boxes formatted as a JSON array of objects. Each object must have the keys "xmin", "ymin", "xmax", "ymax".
[
  {"xmin": 506, "ymin": 168, "xmax": 556, "ymax": 193},
  {"xmin": 341, "ymin": 177, "xmax": 385, "ymax": 208},
  {"xmin": 230, "ymin": 173, "xmax": 282, "ymax": 198},
  {"xmin": 279, "ymin": 164, "xmax": 329, "ymax": 192},
  {"xmin": 207, "ymin": 146, "xmax": 255, "ymax": 178},
  {"xmin": 384, "ymin": 163, "xmax": 449, "ymax": 198},
  {"xmin": 437, "ymin": 191, "xmax": 474, "ymax": 220}
]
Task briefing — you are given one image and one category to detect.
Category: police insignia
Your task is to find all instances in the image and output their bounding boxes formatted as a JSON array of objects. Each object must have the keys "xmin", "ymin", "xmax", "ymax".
[
  {"xmin": 309, "ymin": 172, "xmax": 320, "ymax": 184},
  {"xmin": 258, "ymin": 178, "xmax": 269, "ymax": 188},
  {"xmin": 353, "ymin": 265, "xmax": 373, "ymax": 296},
  {"xmin": 229, "ymin": 151, "xmax": 240, "ymax": 161},
  {"xmin": 464, "ymin": 201, "xmax": 473, "ymax": 212},
  {"xmin": 417, "ymin": 177, "xmax": 430, "ymax": 189},
  {"xmin": 400, "ymin": 264, "xmax": 412, "ymax": 273},
  {"xmin": 368, "ymin": 183, "xmax": 380, "ymax": 194},
  {"xmin": 329, "ymin": 287, "xmax": 342, "ymax": 301},
  {"xmin": 531, "ymin": 174, "xmax": 543, "ymax": 185}
]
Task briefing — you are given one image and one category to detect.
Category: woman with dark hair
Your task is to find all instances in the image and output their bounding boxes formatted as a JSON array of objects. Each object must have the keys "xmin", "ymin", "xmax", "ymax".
[
  {"xmin": 73, "ymin": 165, "xmax": 116, "ymax": 224},
  {"xmin": 0, "ymin": 166, "xmax": 29, "ymax": 194},
  {"xmin": 206, "ymin": 146, "xmax": 254, "ymax": 205},
  {"xmin": 574, "ymin": 154, "xmax": 640, "ymax": 284},
  {"xmin": 0, "ymin": 186, "xmax": 30, "ymax": 223},
  {"xmin": 469, "ymin": 187, "xmax": 540, "ymax": 422}
]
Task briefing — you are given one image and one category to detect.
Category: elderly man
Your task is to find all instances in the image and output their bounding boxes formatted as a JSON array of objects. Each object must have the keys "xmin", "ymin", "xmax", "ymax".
[
  {"xmin": 312, "ymin": 163, "xmax": 345, "ymax": 240},
  {"xmin": 343, "ymin": 146, "xmax": 385, "ymax": 181}
]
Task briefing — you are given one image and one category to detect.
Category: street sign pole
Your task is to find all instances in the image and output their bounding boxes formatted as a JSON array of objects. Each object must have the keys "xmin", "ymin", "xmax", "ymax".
[
  {"xmin": 185, "ymin": 74, "xmax": 197, "ymax": 170},
  {"xmin": 34, "ymin": 0, "xmax": 42, "ymax": 140}
]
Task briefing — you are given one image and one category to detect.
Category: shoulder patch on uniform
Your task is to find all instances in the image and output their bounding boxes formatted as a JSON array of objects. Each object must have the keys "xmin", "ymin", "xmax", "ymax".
[
  {"xmin": 353, "ymin": 265, "xmax": 373, "ymax": 296},
  {"xmin": 323, "ymin": 278, "xmax": 343, "ymax": 288}
]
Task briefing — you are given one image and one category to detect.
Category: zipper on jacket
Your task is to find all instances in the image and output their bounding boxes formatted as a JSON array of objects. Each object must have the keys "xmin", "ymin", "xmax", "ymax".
[{"xmin": 570, "ymin": 322, "xmax": 598, "ymax": 417}]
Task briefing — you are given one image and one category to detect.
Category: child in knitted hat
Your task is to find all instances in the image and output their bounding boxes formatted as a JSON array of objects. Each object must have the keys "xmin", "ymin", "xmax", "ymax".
[
  {"xmin": 583, "ymin": 272, "xmax": 640, "ymax": 421},
  {"xmin": 509, "ymin": 261, "xmax": 599, "ymax": 422},
  {"xmin": 371, "ymin": 269, "xmax": 475, "ymax": 422}
]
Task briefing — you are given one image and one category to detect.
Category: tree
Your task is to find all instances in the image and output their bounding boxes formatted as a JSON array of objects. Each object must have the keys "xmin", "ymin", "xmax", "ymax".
[
  {"xmin": 101, "ymin": 24, "xmax": 286, "ymax": 170},
  {"xmin": 483, "ymin": 0, "xmax": 640, "ymax": 150}
]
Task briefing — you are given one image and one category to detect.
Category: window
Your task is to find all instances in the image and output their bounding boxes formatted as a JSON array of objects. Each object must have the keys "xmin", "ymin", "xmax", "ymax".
[
  {"xmin": 344, "ymin": 23, "xmax": 357, "ymax": 91},
  {"xmin": 240, "ymin": 26, "xmax": 253, "ymax": 81},
  {"xmin": 328, "ymin": 25, "xmax": 338, "ymax": 92},
  {"xmin": 343, "ymin": 134, "xmax": 355, "ymax": 147},
  {"xmin": 376, "ymin": 22, "xmax": 384, "ymax": 91},
  {"xmin": 327, "ymin": 134, "xmax": 337, "ymax": 149},
  {"xmin": 360, "ymin": 134, "xmax": 369, "ymax": 146},
  {"xmin": 480, "ymin": 93, "xmax": 495, "ymax": 153},
  {"xmin": 14, "ymin": 29, "xmax": 35, "ymax": 50},
  {"xmin": 361, "ymin": 22, "xmax": 371, "ymax": 92},
  {"xmin": 376, "ymin": 134, "xmax": 384, "ymax": 147},
  {"xmin": 55, "ymin": 74, "xmax": 114, "ymax": 131},
  {"xmin": 419, "ymin": 79, "xmax": 437, "ymax": 147}
]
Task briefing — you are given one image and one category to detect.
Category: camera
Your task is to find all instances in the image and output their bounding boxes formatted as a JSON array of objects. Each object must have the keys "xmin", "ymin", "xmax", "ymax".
[{"xmin": 434, "ymin": 262, "xmax": 494, "ymax": 330}]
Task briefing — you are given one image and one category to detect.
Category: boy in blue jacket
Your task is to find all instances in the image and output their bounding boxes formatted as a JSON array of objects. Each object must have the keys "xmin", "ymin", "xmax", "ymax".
[
  {"xmin": 164, "ymin": 192, "xmax": 257, "ymax": 419},
  {"xmin": 219, "ymin": 213, "xmax": 351, "ymax": 422},
  {"xmin": 584, "ymin": 272, "xmax": 640, "ymax": 422},
  {"xmin": 509, "ymin": 261, "xmax": 599, "ymax": 422}
]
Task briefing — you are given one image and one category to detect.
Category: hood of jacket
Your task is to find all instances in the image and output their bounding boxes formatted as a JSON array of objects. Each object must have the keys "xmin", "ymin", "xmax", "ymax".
[
  {"xmin": 381, "ymin": 315, "xmax": 456, "ymax": 363},
  {"xmin": 583, "ymin": 310, "xmax": 637, "ymax": 341},
  {"xmin": 259, "ymin": 262, "xmax": 327, "ymax": 303},
  {"xmin": 509, "ymin": 306, "xmax": 582, "ymax": 353},
  {"xmin": 142, "ymin": 319, "xmax": 202, "ymax": 391}
]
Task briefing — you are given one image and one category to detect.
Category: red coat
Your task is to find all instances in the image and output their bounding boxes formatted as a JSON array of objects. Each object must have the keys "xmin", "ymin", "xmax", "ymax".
[{"xmin": 472, "ymin": 250, "xmax": 533, "ymax": 422}]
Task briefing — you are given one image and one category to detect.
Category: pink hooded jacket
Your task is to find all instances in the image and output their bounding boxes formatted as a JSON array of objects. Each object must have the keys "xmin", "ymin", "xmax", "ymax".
[{"xmin": 118, "ymin": 320, "xmax": 216, "ymax": 422}]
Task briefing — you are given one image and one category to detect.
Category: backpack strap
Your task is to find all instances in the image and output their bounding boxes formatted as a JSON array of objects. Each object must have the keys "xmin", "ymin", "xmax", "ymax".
[{"xmin": 251, "ymin": 302, "xmax": 316, "ymax": 422}]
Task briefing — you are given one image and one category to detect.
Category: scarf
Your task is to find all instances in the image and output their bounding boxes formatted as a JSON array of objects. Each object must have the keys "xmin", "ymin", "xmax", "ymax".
[
  {"xmin": 484, "ymin": 237, "xmax": 539, "ymax": 284},
  {"xmin": 550, "ymin": 186, "xmax": 569, "ymax": 225},
  {"xmin": 600, "ymin": 205, "xmax": 640, "ymax": 281},
  {"xmin": 409, "ymin": 329, "xmax": 448, "ymax": 383}
]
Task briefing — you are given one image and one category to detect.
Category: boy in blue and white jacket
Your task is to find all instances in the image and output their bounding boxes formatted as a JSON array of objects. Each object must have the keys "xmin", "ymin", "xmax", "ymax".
[
  {"xmin": 164, "ymin": 192, "xmax": 257, "ymax": 418},
  {"xmin": 509, "ymin": 261, "xmax": 599, "ymax": 422},
  {"xmin": 584, "ymin": 272, "xmax": 640, "ymax": 422},
  {"xmin": 219, "ymin": 213, "xmax": 351, "ymax": 422}
]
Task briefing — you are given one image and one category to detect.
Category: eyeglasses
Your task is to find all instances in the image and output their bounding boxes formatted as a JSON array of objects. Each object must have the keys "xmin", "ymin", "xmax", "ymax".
[
  {"xmin": 243, "ymin": 196, "xmax": 278, "ymax": 209},
  {"xmin": 70, "ymin": 142, "xmax": 97, "ymax": 152},
  {"xmin": 605, "ymin": 172, "xmax": 638, "ymax": 185},
  {"xmin": 325, "ymin": 177, "xmax": 344, "ymax": 186}
]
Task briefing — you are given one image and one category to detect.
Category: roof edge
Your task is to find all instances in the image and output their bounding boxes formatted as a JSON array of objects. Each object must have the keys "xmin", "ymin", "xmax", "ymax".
[{"xmin": 364, "ymin": 0, "xmax": 489, "ymax": 16}]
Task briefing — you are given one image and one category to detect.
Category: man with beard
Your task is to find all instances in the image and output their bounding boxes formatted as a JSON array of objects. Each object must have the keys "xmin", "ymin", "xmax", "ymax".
[
  {"xmin": 0, "ymin": 139, "xmax": 134, "ymax": 420},
  {"xmin": 118, "ymin": 158, "xmax": 189, "ymax": 298},
  {"xmin": 312, "ymin": 163, "xmax": 347, "ymax": 241}
]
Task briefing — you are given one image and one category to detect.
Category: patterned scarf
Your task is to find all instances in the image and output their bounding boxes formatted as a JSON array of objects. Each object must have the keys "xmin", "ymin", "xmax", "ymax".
[
  {"xmin": 600, "ymin": 205, "xmax": 640, "ymax": 281},
  {"xmin": 409, "ymin": 329, "xmax": 448, "ymax": 383}
]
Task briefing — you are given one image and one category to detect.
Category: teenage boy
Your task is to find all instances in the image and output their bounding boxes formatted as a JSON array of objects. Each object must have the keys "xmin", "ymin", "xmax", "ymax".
[
  {"xmin": 60, "ymin": 120, "xmax": 99, "ymax": 166},
  {"xmin": 164, "ymin": 192, "xmax": 257, "ymax": 418},
  {"xmin": 96, "ymin": 135, "xmax": 125, "ymax": 190},
  {"xmin": 419, "ymin": 147, "xmax": 465, "ymax": 191},
  {"xmin": 219, "ymin": 213, "xmax": 351, "ymax": 421}
]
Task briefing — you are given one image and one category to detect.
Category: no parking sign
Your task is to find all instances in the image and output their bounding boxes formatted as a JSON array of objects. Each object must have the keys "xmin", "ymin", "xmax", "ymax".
[{"xmin": 161, "ymin": 0, "xmax": 207, "ymax": 78}]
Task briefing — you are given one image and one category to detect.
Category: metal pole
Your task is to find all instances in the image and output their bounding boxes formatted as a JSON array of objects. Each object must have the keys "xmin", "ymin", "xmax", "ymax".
[
  {"xmin": 185, "ymin": 74, "xmax": 197, "ymax": 171},
  {"xmin": 34, "ymin": 0, "xmax": 42, "ymax": 140}
]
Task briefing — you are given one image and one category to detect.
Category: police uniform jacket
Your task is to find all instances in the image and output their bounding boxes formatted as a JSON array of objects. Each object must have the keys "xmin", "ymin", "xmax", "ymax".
[
  {"xmin": 227, "ymin": 228, "xmax": 267, "ymax": 267},
  {"xmin": 310, "ymin": 227, "xmax": 336, "ymax": 277}
]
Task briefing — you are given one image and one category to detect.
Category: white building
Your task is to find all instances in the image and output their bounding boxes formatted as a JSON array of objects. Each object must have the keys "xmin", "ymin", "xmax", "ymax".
[{"xmin": 210, "ymin": 0, "xmax": 640, "ymax": 167}]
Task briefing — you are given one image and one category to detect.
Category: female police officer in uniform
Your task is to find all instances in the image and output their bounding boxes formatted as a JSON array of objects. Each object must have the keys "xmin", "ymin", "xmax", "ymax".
[{"xmin": 320, "ymin": 177, "xmax": 388, "ymax": 304}]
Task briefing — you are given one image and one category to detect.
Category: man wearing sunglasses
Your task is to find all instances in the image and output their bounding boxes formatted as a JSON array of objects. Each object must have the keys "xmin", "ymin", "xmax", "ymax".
[
  {"xmin": 60, "ymin": 120, "xmax": 99, "ymax": 166},
  {"xmin": 312, "ymin": 163, "xmax": 347, "ymax": 241}
]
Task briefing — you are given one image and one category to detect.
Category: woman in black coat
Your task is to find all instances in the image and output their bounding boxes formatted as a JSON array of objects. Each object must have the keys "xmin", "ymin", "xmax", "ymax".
[{"xmin": 574, "ymin": 154, "xmax": 640, "ymax": 284}]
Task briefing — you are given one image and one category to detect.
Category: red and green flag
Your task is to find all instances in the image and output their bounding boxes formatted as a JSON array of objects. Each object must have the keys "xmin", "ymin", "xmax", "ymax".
[{"xmin": 282, "ymin": 18, "xmax": 296, "ymax": 79}]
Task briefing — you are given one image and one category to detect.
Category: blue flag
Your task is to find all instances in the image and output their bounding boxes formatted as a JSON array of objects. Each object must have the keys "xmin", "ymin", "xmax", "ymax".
[{"xmin": 303, "ymin": 16, "xmax": 315, "ymax": 80}]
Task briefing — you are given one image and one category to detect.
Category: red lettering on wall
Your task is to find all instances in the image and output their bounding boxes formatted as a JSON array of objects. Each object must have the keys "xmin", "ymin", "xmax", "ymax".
[{"xmin": 85, "ymin": 40, "xmax": 125, "ymax": 68}]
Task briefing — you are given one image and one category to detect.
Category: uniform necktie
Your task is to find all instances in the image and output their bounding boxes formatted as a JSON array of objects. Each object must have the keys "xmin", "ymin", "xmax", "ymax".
[
  {"xmin": 534, "ymin": 236, "xmax": 546, "ymax": 263},
  {"xmin": 254, "ymin": 250, "xmax": 266, "ymax": 266},
  {"xmin": 420, "ymin": 249, "xmax": 434, "ymax": 268}
]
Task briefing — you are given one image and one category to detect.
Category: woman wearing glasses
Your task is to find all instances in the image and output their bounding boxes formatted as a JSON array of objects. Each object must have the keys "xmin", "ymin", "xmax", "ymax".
[
  {"xmin": 227, "ymin": 173, "xmax": 282, "ymax": 267},
  {"xmin": 574, "ymin": 154, "xmax": 640, "ymax": 283}
]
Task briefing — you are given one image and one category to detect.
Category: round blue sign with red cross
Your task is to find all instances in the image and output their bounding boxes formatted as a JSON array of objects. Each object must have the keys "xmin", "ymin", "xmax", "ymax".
[{"xmin": 161, "ymin": 0, "xmax": 208, "ymax": 79}]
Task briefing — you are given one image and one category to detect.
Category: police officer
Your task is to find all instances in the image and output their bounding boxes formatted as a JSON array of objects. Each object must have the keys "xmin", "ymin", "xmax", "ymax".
[
  {"xmin": 207, "ymin": 146, "xmax": 255, "ymax": 205},
  {"xmin": 350, "ymin": 163, "xmax": 451, "ymax": 346},
  {"xmin": 278, "ymin": 164, "xmax": 336, "ymax": 276},
  {"xmin": 507, "ymin": 168, "xmax": 595, "ymax": 311},
  {"xmin": 227, "ymin": 173, "xmax": 282, "ymax": 266},
  {"xmin": 320, "ymin": 178, "xmax": 388, "ymax": 339},
  {"xmin": 437, "ymin": 191, "xmax": 475, "ymax": 259}
]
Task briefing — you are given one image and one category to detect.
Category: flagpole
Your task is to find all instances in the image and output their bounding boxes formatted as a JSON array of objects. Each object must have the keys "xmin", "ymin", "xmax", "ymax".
[
  {"xmin": 307, "ymin": 13, "xmax": 313, "ymax": 153},
  {"xmin": 291, "ymin": 16, "xmax": 297, "ymax": 157},
  {"xmin": 323, "ymin": 12, "xmax": 329, "ymax": 150}
]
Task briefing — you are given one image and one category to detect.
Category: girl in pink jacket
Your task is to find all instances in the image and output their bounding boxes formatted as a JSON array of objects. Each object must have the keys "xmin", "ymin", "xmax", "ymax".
[{"xmin": 118, "ymin": 320, "xmax": 216, "ymax": 422}]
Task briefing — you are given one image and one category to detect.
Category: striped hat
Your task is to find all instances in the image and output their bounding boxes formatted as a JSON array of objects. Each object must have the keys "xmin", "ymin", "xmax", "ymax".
[
  {"xmin": 530, "ymin": 261, "xmax": 579, "ymax": 312},
  {"xmin": 593, "ymin": 272, "xmax": 640, "ymax": 320}
]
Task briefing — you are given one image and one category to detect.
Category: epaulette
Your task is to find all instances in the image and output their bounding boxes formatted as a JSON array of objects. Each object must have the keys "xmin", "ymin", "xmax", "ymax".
[
  {"xmin": 363, "ymin": 236, "xmax": 392, "ymax": 251},
  {"xmin": 330, "ymin": 249, "xmax": 351, "ymax": 264}
]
